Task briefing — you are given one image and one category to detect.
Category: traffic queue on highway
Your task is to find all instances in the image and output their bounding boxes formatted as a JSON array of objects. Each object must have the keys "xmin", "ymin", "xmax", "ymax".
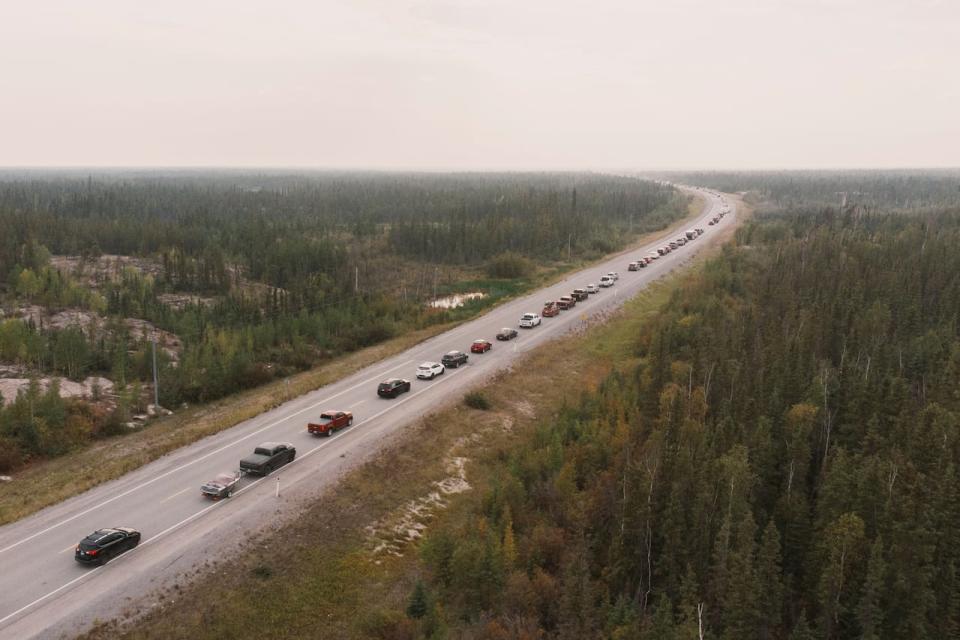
[{"xmin": 73, "ymin": 203, "xmax": 729, "ymax": 568}]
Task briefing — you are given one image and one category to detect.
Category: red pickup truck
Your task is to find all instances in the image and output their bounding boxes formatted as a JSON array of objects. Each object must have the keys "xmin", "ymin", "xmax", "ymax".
[
  {"xmin": 308, "ymin": 410, "xmax": 354, "ymax": 436},
  {"xmin": 542, "ymin": 301, "xmax": 560, "ymax": 317}
]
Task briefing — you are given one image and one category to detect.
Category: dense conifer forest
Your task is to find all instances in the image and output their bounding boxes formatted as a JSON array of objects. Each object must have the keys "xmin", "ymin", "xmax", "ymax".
[
  {"xmin": 406, "ymin": 176, "xmax": 960, "ymax": 639},
  {"xmin": 0, "ymin": 171, "xmax": 681, "ymax": 471}
]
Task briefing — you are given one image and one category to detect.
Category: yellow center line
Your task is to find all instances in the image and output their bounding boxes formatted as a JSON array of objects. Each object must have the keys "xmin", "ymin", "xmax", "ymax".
[{"xmin": 160, "ymin": 487, "xmax": 192, "ymax": 503}]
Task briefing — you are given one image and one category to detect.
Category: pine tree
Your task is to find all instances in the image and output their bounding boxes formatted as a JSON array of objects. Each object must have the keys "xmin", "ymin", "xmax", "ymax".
[
  {"xmin": 857, "ymin": 536, "xmax": 885, "ymax": 640},
  {"xmin": 757, "ymin": 519, "xmax": 784, "ymax": 639},
  {"xmin": 407, "ymin": 579, "xmax": 429, "ymax": 619},
  {"xmin": 790, "ymin": 611, "xmax": 816, "ymax": 640}
]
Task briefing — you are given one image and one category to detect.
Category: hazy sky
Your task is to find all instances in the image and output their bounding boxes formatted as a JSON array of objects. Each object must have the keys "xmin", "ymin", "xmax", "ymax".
[{"xmin": 1, "ymin": 0, "xmax": 957, "ymax": 169}]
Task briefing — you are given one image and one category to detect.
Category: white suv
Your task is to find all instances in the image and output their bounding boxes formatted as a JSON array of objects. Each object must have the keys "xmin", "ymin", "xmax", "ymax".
[
  {"xmin": 599, "ymin": 276, "xmax": 614, "ymax": 287},
  {"xmin": 519, "ymin": 312, "xmax": 542, "ymax": 328},
  {"xmin": 416, "ymin": 362, "xmax": 444, "ymax": 379},
  {"xmin": 585, "ymin": 283, "xmax": 599, "ymax": 294},
  {"xmin": 606, "ymin": 271, "xmax": 619, "ymax": 281}
]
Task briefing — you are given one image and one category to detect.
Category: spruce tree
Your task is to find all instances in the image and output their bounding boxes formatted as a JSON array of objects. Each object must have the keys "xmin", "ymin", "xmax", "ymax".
[
  {"xmin": 407, "ymin": 580, "xmax": 429, "ymax": 620},
  {"xmin": 857, "ymin": 537, "xmax": 885, "ymax": 640}
]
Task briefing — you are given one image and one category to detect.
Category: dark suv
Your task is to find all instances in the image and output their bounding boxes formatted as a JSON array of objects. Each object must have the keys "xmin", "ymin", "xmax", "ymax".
[
  {"xmin": 378, "ymin": 378, "xmax": 411, "ymax": 398},
  {"xmin": 75, "ymin": 527, "xmax": 141, "ymax": 565},
  {"xmin": 441, "ymin": 350, "xmax": 469, "ymax": 368}
]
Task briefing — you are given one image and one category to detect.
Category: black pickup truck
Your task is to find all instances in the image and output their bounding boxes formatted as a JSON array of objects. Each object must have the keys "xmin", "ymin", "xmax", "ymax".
[{"xmin": 239, "ymin": 442, "xmax": 296, "ymax": 476}]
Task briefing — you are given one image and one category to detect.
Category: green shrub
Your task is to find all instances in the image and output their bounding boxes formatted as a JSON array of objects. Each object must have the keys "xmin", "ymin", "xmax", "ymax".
[
  {"xmin": 464, "ymin": 391, "xmax": 491, "ymax": 410},
  {"xmin": 486, "ymin": 252, "xmax": 533, "ymax": 279}
]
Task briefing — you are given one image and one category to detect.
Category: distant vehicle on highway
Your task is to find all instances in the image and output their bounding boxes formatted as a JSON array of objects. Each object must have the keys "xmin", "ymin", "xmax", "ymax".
[
  {"xmin": 542, "ymin": 300, "xmax": 560, "ymax": 317},
  {"xmin": 471, "ymin": 339, "xmax": 493, "ymax": 354},
  {"xmin": 519, "ymin": 312, "xmax": 542, "ymax": 328},
  {"xmin": 201, "ymin": 473, "xmax": 240, "ymax": 500},
  {"xmin": 441, "ymin": 350, "xmax": 469, "ymax": 368},
  {"xmin": 240, "ymin": 442, "xmax": 296, "ymax": 475},
  {"xmin": 308, "ymin": 410, "xmax": 353, "ymax": 436},
  {"xmin": 628, "ymin": 261, "xmax": 640, "ymax": 271},
  {"xmin": 416, "ymin": 362, "xmax": 444, "ymax": 379},
  {"xmin": 657, "ymin": 247, "xmax": 668, "ymax": 256},
  {"xmin": 571, "ymin": 289, "xmax": 588, "ymax": 301},
  {"xmin": 606, "ymin": 271, "xmax": 619, "ymax": 281},
  {"xmin": 557, "ymin": 295, "xmax": 575, "ymax": 310},
  {"xmin": 585, "ymin": 283, "xmax": 599, "ymax": 294},
  {"xmin": 378, "ymin": 378, "xmax": 412, "ymax": 398},
  {"xmin": 75, "ymin": 527, "xmax": 141, "ymax": 565},
  {"xmin": 599, "ymin": 276, "xmax": 614, "ymax": 287},
  {"xmin": 496, "ymin": 327, "xmax": 518, "ymax": 341}
]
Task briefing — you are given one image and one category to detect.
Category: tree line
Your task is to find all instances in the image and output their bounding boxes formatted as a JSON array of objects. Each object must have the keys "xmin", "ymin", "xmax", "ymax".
[
  {"xmin": 0, "ymin": 172, "xmax": 682, "ymax": 471},
  {"xmin": 402, "ymin": 203, "xmax": 960, "ymax": 639}
]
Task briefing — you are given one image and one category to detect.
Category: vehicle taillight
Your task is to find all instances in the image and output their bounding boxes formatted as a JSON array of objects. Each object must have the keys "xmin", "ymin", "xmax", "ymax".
[{"xmin": 87, "ymin": 549, "xmax": 99, "ymax": 556}]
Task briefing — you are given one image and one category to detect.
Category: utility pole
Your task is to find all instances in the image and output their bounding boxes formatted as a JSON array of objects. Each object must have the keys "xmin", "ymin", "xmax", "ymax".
[
  {"xmin": 354, "ymin": 266, "xmax": 359, "ymax": 293},
  {"xmin": 151, "ymin": 337, "xmax": 159, "ymax": 407},
  {"xmin": 433, "ymin": 267, "xmax": 438, "ymax": 300},
  {"xmin": 567, "ymin": 234, "xmax": 572, "ymax": 261}
]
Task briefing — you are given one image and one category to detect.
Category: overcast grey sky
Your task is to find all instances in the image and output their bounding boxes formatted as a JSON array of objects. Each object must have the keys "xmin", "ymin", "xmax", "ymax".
[{"xmin": 1, "ymin": 0, "xmax": 957, "ymax": 169}]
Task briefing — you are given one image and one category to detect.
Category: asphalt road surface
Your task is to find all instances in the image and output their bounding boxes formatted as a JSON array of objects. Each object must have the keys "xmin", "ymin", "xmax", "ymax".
[{"xmin": 0, "ymin": 186, "xmax": 735, "ymax": 639}]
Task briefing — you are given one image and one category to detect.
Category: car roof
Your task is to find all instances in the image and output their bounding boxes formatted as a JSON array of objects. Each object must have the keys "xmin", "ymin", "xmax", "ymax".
[
  {"xmin": 382, "ymin": 378, "xmax": 403, "ymax": 384},
  {"xmin": 85, "ymin": 529, "xmax": 118, "ymax": 541}
]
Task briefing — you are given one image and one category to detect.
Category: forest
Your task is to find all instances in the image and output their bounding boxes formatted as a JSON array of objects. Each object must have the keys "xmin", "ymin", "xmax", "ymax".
[
  {"xmin": 403, "ymin": 184, "xmax": 960, "ymax": 639},
  {"xmin": 0, "ymin": 171, "xmax": 683, "ymax": 471},
  {"xmin": 666, "ymin": 169, "xmax": 960, "ymax": 211}
]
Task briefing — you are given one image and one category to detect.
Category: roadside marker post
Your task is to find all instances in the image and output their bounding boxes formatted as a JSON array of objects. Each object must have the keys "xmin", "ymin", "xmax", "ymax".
[{"xmin": 276, "ymin": 477, "xmax": 280, "ymax": 498}]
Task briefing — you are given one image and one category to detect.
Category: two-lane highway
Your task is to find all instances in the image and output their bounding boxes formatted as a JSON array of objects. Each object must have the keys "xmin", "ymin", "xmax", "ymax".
[{"xmin": 0, "ymin": 186, "xmax": 735, "ymax": 639}]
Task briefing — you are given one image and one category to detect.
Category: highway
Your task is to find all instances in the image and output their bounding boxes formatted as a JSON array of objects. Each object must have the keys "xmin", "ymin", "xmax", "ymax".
[{"xmin": 0, "ymin": 186, "xmax": 735, "ymax": 639}]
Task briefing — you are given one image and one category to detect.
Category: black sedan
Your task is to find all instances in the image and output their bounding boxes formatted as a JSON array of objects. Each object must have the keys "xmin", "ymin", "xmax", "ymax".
[
  {"xmin": 378, "ymin": 378, "xmax": 412, "ymax": 398},
  {"xmin": 75, "ymin": 527, "xmax": 141, "ymax": 565},
  {"xmin": 496, "ymin": 327, "xmax": 518, "ymax": 341}
]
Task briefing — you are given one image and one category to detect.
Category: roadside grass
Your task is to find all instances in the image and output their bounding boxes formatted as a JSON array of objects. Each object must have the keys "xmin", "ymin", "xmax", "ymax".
[
  {"xmin": 0, "ymin": 194, "xmax": 706, "ymax": 527},
  {"xmin": 80, "ymin": 193, "xmax": 745, "ymax": 640},
  {"xmin": 0, "ymin": 323, "xmax": 455, "ymax": 525}
]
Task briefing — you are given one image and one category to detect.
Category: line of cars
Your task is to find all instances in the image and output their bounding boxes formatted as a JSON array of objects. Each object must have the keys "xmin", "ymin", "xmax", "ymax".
[
  {"xmin": 74, "ymin": 207, "xmax": 725, "ymax": 567},
  {"xmin": 76, "ymin": 440, "xmax": 301, "ymax": 564}
]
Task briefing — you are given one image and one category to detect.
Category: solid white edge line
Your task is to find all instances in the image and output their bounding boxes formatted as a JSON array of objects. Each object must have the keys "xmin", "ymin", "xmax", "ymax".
[
  {"xmin": 0, "ymin": 193, "xmax": 732, "ymax": 628},
  {"xmin": 0, "ymin": 358, "xmax": 416, "ymax": 556},
  {"xmin": 0, "ymin": 369, "xmax": 476, "ymax": 628}
]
